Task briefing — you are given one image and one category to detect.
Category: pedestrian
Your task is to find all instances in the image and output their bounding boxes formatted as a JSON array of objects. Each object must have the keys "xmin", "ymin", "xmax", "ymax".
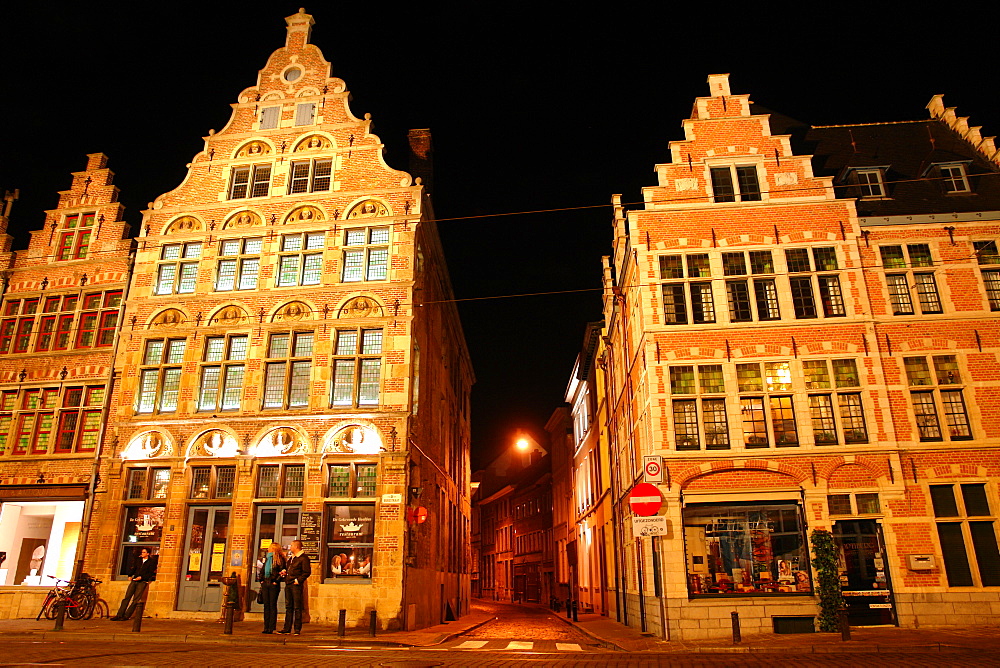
[
  {"xmin": 110, "ymin": 548, "xmax": 157, "ymax": 621},
  {"xmin": 256, "ymin": 542, "xmax": 285, "ymax": 634},
  {"xmin": 278, "ymin": 539, "xmax": 311, "ymax": 635}
]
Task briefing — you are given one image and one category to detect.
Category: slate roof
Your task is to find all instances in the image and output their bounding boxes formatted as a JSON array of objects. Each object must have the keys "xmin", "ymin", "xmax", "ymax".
[{"xmin": 804, "ymin": 119, "xmax": 1000, "ymax": 217}]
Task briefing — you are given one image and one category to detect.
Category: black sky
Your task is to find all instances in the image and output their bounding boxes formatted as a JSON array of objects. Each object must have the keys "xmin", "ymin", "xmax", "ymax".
[{"xmin": 2, "ymin": 2, "xmax": 998, "ymax": 468}]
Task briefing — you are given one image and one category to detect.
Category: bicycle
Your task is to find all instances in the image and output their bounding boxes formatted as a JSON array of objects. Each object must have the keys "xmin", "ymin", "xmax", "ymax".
[{"xmin": 36, "ymin": 574, "xmax": 102, "ymax": 621}]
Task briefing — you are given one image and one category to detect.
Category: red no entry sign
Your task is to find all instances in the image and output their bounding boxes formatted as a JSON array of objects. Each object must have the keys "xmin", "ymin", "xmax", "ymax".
[{"xmin": 629, "ymin": 482, "xmax": 662, "ymax": 516}]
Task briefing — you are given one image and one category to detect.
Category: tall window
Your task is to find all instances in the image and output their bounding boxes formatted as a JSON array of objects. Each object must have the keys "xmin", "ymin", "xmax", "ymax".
[
  {"xmin": 126, "ymin": 467, "xmax": 172, "ymax": 500},
  {"xmin": 278, "ymin": 232, "xmax": 324, "ymax": 286},
  {"xmin": 215, "ymin": 238, "xmax": 261, "ymax": 291},
  {"xmin": 737, "ymin": 361, "xmax": 798, "ymax": 447},
  {"xmin": 137, "ymin": 339, "xmax": 186, "ymax": 414},
  {"xmin": 1, "ymin": 291, "xmax": 120, "ymax": 354},
  {"xmin": 228, "ymin": 164, "xmax": 271, "ymax": 199},
  {"xmin": 669, "ymin": 365, "xmax": 729, "ymax": 451},
  {"xmin": 0, "ymin": 385, "xmax": 104, "ymax": 455},
  {"xmin": 0, "ymin": 298, "xmax": 38, "ymax": 354},
  {"xmin": 803, "ymin": 359, "xmax": 867, "ymax": 444},
  {"xmin": 76, "ymin": 291, "xmax": 122, "ymax": 349},
  {"xmin": 155, "ymin": 243, "xmax": 201, "ymax": 295},
  {"xmin": 262, "ymin": 332, "xmax": 313, "ymax": 409},
  {"xmin": 342, "ymin": 227, "xmax": 389, "ymax": 282},
  {"xmin": 332, "ymin": 329, "xmax": 382, "ymax": 406},
  {"xmin": 710, "ymin": 165, "xmax": 761, "ymax": 203},
  {"xmin": 785, "ymin": 247, "xmax": 845, "ymax": 319},
  {"xmin": 723, "ymin": 250, "xmax": 779, "ymax": 322},
  {"xmin": 36, "ymin": 294, "xmax": 77, "ymax": 352},
  {"xmin": 288, "ymin": 159, "xmax": 332, "ymax": 194},
  {"xmin": 880, "ymin": 244, "xmax": 940, "ymax": 315},
  {"xmin": 56, "ymin": 212, "xmax": 95, "ymax": 260},
  {"xmin": 659, "ymin": 253, "xmax": 715, "ymax": 324},
  {"xmin": 904, "ymin": 355, "xmax": 971, "ymax": 442},
  {"xmin": 325, "ymin": 504, "xmax": 375, "ymax": 580},
  {"xmin": 931, "ymin": 483, "xmax": 1000, "ymax": 587},
  {"xmin": 198, "ymin": 334, "xmax": 248, "ymax": 411},
  {"xmin": 974, "ymin": 240, "xmax": 1000, "ymax": 311}
]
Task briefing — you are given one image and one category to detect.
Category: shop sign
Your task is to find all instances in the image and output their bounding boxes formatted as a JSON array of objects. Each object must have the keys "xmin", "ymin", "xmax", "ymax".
[
  {"xmin": 329, "ymin": 505, "xmax": 375, "ymax": 542},
  {"xmin": 870, "ymin": 603, "xmax": 892, "ymax": 609},
  {"xmin": 129, "ymin": 506, "xmax": 165, "ymax": 542},
  {"xmin": 842, "ymin": 590, "xmax": 890, "ymax": 597}
]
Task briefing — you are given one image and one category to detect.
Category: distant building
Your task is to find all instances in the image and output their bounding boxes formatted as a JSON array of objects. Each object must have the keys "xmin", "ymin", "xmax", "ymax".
[
  {"xmin": 0, "ymin": 10, "xmax": 472, "ymax": 629},
  {"xmin": 601, "ymin": 74, "xmax": 1000, "ymax": 638}
]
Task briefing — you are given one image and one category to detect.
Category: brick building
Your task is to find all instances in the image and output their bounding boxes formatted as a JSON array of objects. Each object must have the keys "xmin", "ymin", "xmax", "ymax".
[
  {"xmin": 0, "ymin": 155, "xmax": 132, "ymax": 614},
  {"xmin": 601, "ymin": 74, "xmax": 1000, "ymax": 638},
  {"xmin": 0, "ymin": 10, "xmax": 472, "ymax": 628}
]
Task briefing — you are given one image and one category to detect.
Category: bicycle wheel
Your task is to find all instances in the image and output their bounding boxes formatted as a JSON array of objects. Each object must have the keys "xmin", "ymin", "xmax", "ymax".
[
  {"xmin": 36, "ymin": 593, "xmax": 54, "ymax": 621},
  {"xmin": 66, "ymin": 593, "xmax": 88, "ymax": 620},
  {"xmin": 43, "ymin": 595, "xmax": 61, "ymax": 620},
  {"xmin": 79, "ymin": 591, "xmax": 97, "ymax": 620}
]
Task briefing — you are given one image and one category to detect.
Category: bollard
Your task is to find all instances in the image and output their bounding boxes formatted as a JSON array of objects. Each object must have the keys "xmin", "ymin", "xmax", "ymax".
[
  {"xmin": 565, "ymin": 599, "xmax": 572, "ymax": 619},
  {"xmin": 338, "ymin": 609, "xmax": 346, "ymax": 637},
  {"xmin": 572, "ymin": 599, "xmax": 578, "ymax": 622},
  {"xmin": 731, "ymin": 611, "xmax": 741, "ymax": 644},
  {"xmin": 368, "ymin": 610, "xmax": 377, "ymax": 637},
  {"xmin": 131, "ymin": 602, "xmax": 144, "ymax": 633},
  {"xmin": 223, "ymin": 601, "xmax": 234, "ymax": 635},
  {"xmin": 839, "ymin": 607, "xmax": 851, "ymax": 641},
  {"xmin": 53, "ymin": 600, "xmax": 66, "ymax": 631}
]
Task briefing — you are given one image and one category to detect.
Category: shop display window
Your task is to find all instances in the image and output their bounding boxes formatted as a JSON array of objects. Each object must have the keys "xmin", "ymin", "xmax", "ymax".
[
  {"xmin": 683, "ymin": 502, "xmax": 811, "ymax": 596},
  {"xmin": 118, "ymin": 505, "xmax": 163, "ymax": 578},
  {"xmin": 324, "ymin": 504, "xmax": 374, "ymax": 581}
]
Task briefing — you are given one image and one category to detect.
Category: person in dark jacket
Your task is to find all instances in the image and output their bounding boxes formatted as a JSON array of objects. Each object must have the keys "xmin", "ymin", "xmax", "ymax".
[
  {"xmin": 256, "ymin": 542, "xmax": 286, "ymax": 634},
  {"xmin": 278, "ymin": 540, "xmax": 311, "ymax": 635},
  {"xmin": 110, "ymin": 548, "xmax": 157, "ymax": 621}
]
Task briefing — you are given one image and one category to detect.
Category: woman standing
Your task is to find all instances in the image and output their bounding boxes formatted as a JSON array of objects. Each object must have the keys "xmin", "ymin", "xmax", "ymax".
[{"xmin": 256, "ymin": 542, "xmax": 285, "ymax": 634}]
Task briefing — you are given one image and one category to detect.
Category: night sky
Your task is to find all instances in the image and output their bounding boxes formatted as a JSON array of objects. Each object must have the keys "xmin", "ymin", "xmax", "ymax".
[{"xmin": 2, "ymin": 3, "xmax": 998, "ymax": 468}]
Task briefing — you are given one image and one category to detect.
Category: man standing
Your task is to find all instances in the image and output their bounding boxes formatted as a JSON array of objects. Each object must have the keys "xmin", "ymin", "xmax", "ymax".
[
  {"xmin": 110, "ymin": 548, "xmax": 157, "ymax": 621},
  {"xmin": 278, "ymin": 540, "xmax": 311, "ymax": 635}
]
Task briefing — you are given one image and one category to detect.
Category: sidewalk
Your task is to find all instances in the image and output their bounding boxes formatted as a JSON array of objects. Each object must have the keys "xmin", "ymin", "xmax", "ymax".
[{"xmin": 564, "ymin": 609, "xmax": 1000, "ymax": 654}]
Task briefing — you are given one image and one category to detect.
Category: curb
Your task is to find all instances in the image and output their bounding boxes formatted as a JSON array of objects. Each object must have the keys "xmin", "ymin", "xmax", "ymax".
[{"xmin": 550, "ymin": 611, "xmax": 628, "ymax": 652}]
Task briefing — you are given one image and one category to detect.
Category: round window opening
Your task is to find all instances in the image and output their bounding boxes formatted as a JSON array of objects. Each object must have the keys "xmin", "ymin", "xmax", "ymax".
[{"xmin": 284, "ymin": 67, "xmax": 303, "ymax": 82}]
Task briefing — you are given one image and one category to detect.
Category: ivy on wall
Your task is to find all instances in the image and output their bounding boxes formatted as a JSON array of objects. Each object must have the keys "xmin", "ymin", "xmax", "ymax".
[{"xmin": 810, "ymin": 528, "xmax": 842, "ymax": 632}]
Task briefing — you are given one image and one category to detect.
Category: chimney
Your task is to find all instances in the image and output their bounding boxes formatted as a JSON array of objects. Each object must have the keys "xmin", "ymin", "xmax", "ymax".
[{"xmin": 408, "ymin": 129, "xmax": 434, "ymax": 193}]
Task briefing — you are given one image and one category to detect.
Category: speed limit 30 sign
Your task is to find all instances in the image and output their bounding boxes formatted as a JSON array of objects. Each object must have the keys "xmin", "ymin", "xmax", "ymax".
[{"xmin": 642, "ymin": 455, "xmax": 663, "ymax": 483}]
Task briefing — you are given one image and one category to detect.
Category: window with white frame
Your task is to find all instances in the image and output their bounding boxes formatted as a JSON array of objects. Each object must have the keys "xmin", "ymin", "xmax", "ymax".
[
  {"xmin": 904, "ymin": 355, "xmax": 971, "ymax": 442},
  {"xmin": 851, "ymin": 168, "xmax": 886, "ymax": 198},
  {"xmin": 936, "ymin": 163, "xmax": 971, "ymax": 193},
  {"xmin": 342, "ymin": 227, "xmax": 389, "ymax": 282},
  {"xmin": 572, "ymin": 384, "xmax": 591, "ymax": 445},
  {"xmin": 155, "ymin": 243, "xmax": 201, "ymax": 295},
  {"xmin": 737, "ymin": 361, "xmax": 798, "ymax": 448},
  {"xmin": 785, "ymin": 247, "xmax": 846, "ymax": 319},
  {"xmin": 723, "ymin": 250, "xmax": 780, "ymax": 322},
  {"xmin": 198, "ymin": 334, "xmax": 248, "ymax": 412},
  {"xmin": 215, "ymin": 238, "xmax": 261, "ymax": 291},
  {"xmin": 931, "ymin": 483, "xmax": 1000, "ymax": 587},
  {"xmin": 137, "ymin": 339, "xmax": 186, "ymax": 414},
  {"xmin": 803, "ymin": 359, "xmax": 867, "ymax": 445},
  {"xmin": 880, "ymin": 244, "xmax": 941, "ymax": 315},
  {"xmin": 710, "ymin": 165, "xmax": 761, "ymax": 203},
  {"xmin": 332, "ymin": 328, "xmax": 382, "ymax": 406},
  {"xmin": 262, "ymin": 331, "xmax": 313, "ymax": 409},
  {"xmin": 660, "ymin": 253, "xmax": 715, "ymax": 324},
  {"xmin": 288, "ymin": 159, "xmax": 332, "ymax": 194},
  {"xmin": 277, "ymin": 232, "xmax": 324, "ymax": 286},
  {"xmin": 974, "ymin": 240, "xmax": 1000, "ymax": 311},
  {"xmin": 228, "ymin": 164, "xmax": 271, "ymax": 199},
  {"xmin": 669, "ymin": 364, "xmax": 729, "ymax": 451}
]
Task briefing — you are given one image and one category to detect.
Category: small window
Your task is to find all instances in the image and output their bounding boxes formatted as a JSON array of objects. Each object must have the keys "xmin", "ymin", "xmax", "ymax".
[
  {"xmin": 190, "ymin": 466, "xmax": 236, "ymax": 499},
  {"xmin": 256, "ymin": 463, "xmax": 306, "ymax": 498},
  {"xmin": 938, "ymin": 163, "xmax": 971, "ymax": 193},
  {"xmin": 854, "ymin": 168, "xmax": 886, "ymax": 198},
  {"xmin": 710, "ymin": 165, "xmax": 761, "ymax": 203},
  {"xmin": 327, "ymin": 463, "xmax": 378, "ymax": 497},
  {"xmin": 295, "ymin": 103, "xmax": 316, "ymax": 126},
  {"xmin": 260, "ymin": 106, "xmax": 280, "ymax": 130}
]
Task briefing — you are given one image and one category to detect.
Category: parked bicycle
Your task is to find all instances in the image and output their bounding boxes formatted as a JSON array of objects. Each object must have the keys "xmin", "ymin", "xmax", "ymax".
[{"xmin": 36, "ymin": 574, "xmax": 102, "ymax": 621}]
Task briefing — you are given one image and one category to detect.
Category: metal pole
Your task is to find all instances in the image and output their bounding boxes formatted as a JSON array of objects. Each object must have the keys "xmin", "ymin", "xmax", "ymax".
[
  {"xmin": 368, "ymin": 610, "xmax": 377, "ymax": 637},
  {"xmin": 651, "ymin": 535, "xmax": 669, "ymax": 640},
  {"xmin": 338, "ymin": 609, "xmax": 346, "ymax": 637},
  {"xmin": 731, "ymin": 611, "xmax": 741, "ymax": 644},
  {"xmin": 53, "ymin": 600, "xmax": 66, "ymax": 631},
  {"xmin": 131, "ymin": 602, "xmax": 144, "ymax": 633},
  {"xmin": 635, "ymin": 538, "xmax": 647, "ymax": 633}
]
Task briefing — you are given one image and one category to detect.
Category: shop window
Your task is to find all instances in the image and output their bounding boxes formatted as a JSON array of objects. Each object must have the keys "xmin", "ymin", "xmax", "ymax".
[
  {"xmin": 710, "ymin": 165, "xmax": 761, "ymax": 203},
  {"xmin": 56, "ymin": 212, "xmax": 95, "ymax": 260},
  {"xmin": 342, "ymin": 226, "xmax": 389, "ymax": 282},
  {"xmin": 126, "ymin": 467, "xmax": 171, "ymax": 500},
  {"xmin": 155, "ymin": 243, "xmax": 201, "ymax": 295},
  {"xmin": 277, "ymin": 232, "xmax": 324, "ymax": 286},
  {"xmin": 262, "ymin": 332, "xmax": 313, "ymax": 409},
  {"xmin": 684, "ymin": 502, "xmax": 811, "ymax": 596},
  {"xmin": 931, "ymin": 483, "xmax": 1000, "ymax": 587},
  {"xmin": 973, "ymin": 241, "xmax": 1000, "ymax": 311},
  {"xmin": 256, "ymin": 463, "xmax": 306, "ymax": 499},
  {"xmin": 198, "ymin": 334, "xmax": 247, "ymax": 412},
  {"xmin": 660, "ymin": 253, "xmax": 715, "ymax": 324},
  {"xmin": 229, "ymin": 164, "xmax": 271, "ymax": 199},
  {"xmin": 0, "ymin": 500, "xmax": 84, "ymax": 585},
  {"xmin": 215, "ymin": 237, "xmax": 261, "ymax": 291},
  {"xmin": 137, "ymin": 339, "xmax": 186, "ymax": 414},
  {"xmin": 118, "ymin": 505, "xmax": 163, "ymax": 579},
  {"xmin": 332, "ymin": 328, "xmax": 383, "ymax": 406},
  {"xmin": 785, "ymin": 247, "xmax": 845, "ymax": 319},
  {"xmin": 327, "ymin": 463, "xmax": 378, "ymax": 497},
  {"xmin": 325, "ymin": 504, "xmax": 374, "ymax": 580},
  {"xmin": 904, "ymin": 356, "xmax": 972, "ymax": 441},
  {"xmin": 190, "ymin": 466, "xmax": 237, "ymax": 499},
  {"xmin": 0, "ymin": 385, "xmax": 104, "ymax": 455},
  {"xmin": 288, "ymin": 159, "xmax": 332, "ymax": 194}
]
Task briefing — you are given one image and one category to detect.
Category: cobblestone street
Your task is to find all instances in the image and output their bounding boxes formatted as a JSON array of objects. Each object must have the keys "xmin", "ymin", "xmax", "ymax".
[{"xmin": 464, "ymin": 600, "xmax": 595, "ymax": 645}]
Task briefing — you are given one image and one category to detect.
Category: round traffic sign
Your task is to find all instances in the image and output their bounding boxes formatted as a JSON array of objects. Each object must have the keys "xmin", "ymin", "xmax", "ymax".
[
  {"xmin": 629, "ymin": 482, "xmax": 662, "ymax": 516},
  {"xmin": 644, "ymin": 459, "xmax": 661, "ymax": 479}
]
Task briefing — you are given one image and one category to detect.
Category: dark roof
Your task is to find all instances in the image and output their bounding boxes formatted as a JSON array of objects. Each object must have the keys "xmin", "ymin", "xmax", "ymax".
[{"xmin": 805, "ymin": 120, "xmax": 1000, "ymax": 216}]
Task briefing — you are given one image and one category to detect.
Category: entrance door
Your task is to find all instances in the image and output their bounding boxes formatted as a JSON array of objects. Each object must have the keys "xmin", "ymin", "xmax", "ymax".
[
  {"xmin": 252, "ymin": 506, "xmax": 300, "ymax": 610},
  {"xmin": 178, "ymin": 507, "xmax": 231, "ymax": 612},
  {"xmin": 833, "ymin": 520, "xmax": 896, "ymax": 625}
]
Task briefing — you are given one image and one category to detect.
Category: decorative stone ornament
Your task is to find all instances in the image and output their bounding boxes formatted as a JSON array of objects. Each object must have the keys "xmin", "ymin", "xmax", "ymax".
[
  {"xmin": 294, "ymin": 135, "xmax": 331, "ymax": 151},
  {"xmin": 122, "ymin": 431, "xmax": 170, "ymax": 460},
  {"xmin": 151, "ymin": 308, "xmax": 186, "ymax": 328},
  {"xmin": 253, "ymin": 427, "xmax": 305, "ymax": 457},
  {"xmin": 209, "ymin": 305, "xmax": 250, "ymax": 326},
  {"xmin": 164, "ymin": 216, "xmax": 203, "ymax": 234},
  {"xmin": 223, "ymin": 211, "xmax": 262, "ymax": 229},
  {"xmin": 325, "ymin": 424, "xmax": 383, "ymax": 454},
  {"xmin": 346, "ymin": 199, "xmax": 390, "ymax": 219},
  {"xmin": 274, "ymin": 301, "xmax": 312, "ymax": 321},
  {"xmin": 235, "ymin": 141, "xmax": 271, "ymax": 158},
  {"xmin": 188, "ymin": 430, "xmax": 239, "ymax": 458},
  {"xmin": 338, "ymin": 296, "xmax": 383, "ymax": 318},
  {"xmin": 285, "ymin": 205, "xmax": 324, "ymax": 224}
]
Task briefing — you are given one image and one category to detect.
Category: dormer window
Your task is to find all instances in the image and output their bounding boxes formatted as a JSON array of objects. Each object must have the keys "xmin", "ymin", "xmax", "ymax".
[
  {"xmin": 710, "ymin": 165, "xmax": 761, "ymax": 203},
  {"xmin": 937, "ymin": 163, "xmax": 971, "ymax": 193},
  {"xmin": 853, "ymin": 168, "xmax": 886, "ymax": 198}
]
